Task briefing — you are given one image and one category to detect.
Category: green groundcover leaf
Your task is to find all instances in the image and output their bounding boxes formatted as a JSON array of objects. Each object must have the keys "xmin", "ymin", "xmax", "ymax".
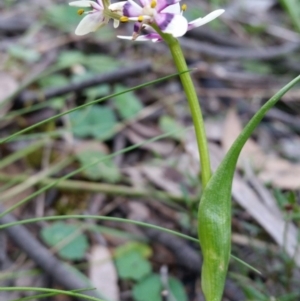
[
  {"xmin": 132, "ymin": 274, "xmax": 187, "ymax": 301},
  {"xmin": 113, "ymin": 85, "xmax": 143, "ymax": 120},
  {"xmin": 159, "ymin": 116, "xmax": 185, "ymax": 141},
  {"xmin": 84, "ymin": 55, "xmax": 123, "ymax": 74},
  {"xmin": 8, "ymin": 45, "xmax": 40, "ymax": 63},
  {"xmin": 114, "ymin": 242, "xmax": 152, "ymax": 281},
  {"xmin": 198, "ymin": 75, "xmax": 300, "ymax": 301},
  {"xmin": 46, "ymin": 5, "xmax": 79, "ymax": 32},
  {"xmin": 69, "ymin": 105, "xmax": 117, "ymax": 140},
  {"xmin": 115, "ymin": 251, "xmax": 151, "ymax": 281},
  {"xmin": 76, "ymin": 150, "xmax": 121, "ymax": 183},
  {"xmin": 41, "ymin": 222, "xmax": 89, "ymax": 260}
]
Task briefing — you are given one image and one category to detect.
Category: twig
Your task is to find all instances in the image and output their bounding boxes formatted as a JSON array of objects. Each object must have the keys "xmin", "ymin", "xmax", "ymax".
[
  {"xmin": 0, "ymin": 16, "xmax": 30, "ymax": 33},
  {"xmin": 0, "ymin": 158, "xmax": 73, "ymax": 202},
  {"xmin": 0, "ymin": 173, "xmax": 189, "ymax": 204},
  {"xmin": 0, "ymin": 205, "xmax": 102, "ymax": 301},
  {"xmin": 16, "ymin": 60, "xmax": 152, "ymax": 103},
  {"xmin": 186, "ymin": 27, "xmax": 245, "ymax": 48},
  {"xmin": 180, "ymin": 38, "xmax": 300, "ymax": 60}
]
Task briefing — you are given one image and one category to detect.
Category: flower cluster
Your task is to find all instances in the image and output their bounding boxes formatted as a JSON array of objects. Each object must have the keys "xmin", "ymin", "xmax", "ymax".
[{"xmin": 69, "ymin": 0, "xmax": 224, "ymax": 41}]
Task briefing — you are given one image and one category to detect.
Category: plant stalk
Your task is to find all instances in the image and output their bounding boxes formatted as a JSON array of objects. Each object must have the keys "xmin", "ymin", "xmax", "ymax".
[{"xmin": 163, "ymin": 35, "xmax": 211, "ymax": 188}]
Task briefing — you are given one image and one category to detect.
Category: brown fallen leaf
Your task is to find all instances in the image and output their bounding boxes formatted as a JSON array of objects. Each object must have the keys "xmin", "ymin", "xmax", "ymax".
[
  {"xmin": 0, "ymin": 72, "xmax": 18, "ymax": 126},
  {"xmin": 125, "ymin": 129, "xmax": 175, "ymax": 156},
  {"xmin": 141, "ymin": 165, "xmax": 183, "ymax": 196},
  {"xmin": 89, "ymin": 246, "xmax": 119, "ymax": 301},
  {"xmin": 222, "ymin": 109, "xmax": 300, "ymax": 189}
]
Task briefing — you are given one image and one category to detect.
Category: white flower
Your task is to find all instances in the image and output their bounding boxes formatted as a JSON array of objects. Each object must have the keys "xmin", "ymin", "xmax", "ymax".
[
  {"xmin": 117, "ymin": 8, "xmax": 225, "ymax": 41},
  {"xmin": 110, "ymin": 0, "xmax": 188, "ymax": 38},
  {"xmin": 69, "ymin": 0, "xmax": 110, "ymax": 35}
]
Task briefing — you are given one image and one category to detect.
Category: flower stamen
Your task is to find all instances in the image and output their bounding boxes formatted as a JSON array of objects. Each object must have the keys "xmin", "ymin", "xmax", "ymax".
[
  {"xmin": 120, "ymin": 16, "xmax": 129, "ymax": 22},
  {"xmin": 150, "ymin": 0, "xmax": 157, "ymax": 9},
  {"xmin": 77, "ymin": 9, "xmax": 85, "ymax": 15},
  {"xmin": 138, "ymin": 16, "xmax": 144, "ymax": 22},
  {"xmin": 181, "ymin": 4, "xmax": 187, "ymax": 11}
]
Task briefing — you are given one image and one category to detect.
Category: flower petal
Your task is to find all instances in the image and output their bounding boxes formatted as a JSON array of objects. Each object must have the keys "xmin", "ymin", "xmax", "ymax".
[
  {"xmin": 109, "ymin": 1, "xmax": 126, "ymax": 13},
  {"xmin": 117, "ymin": 35, "xmax": 135, "ymax": 40},
  {"xmin": 133, "ymin": 22, "xmax": 141, "ymax": 33},
  {"xmin": 156, "ymin": 0, "xmax": 180, "ymax": 13},
  {"xmin": 69, "ymin": 1, "xmax": 94, "ymax": 7},
  {"xmin": 138, "ymin": 0, "xmax": 151, "ymax": 8},
  {"xmin": 117, "ymin": 33, "xmax": 161, "ymax": 42},
  {"xmin": 160, "ymin": 2, "xmax": 180, "ymax": 14},
  {"xmin": 74, "ymin": 12, "xmax": 107, "ymax": 35},
  {"xmin": 188, "ymin": 9, "xmax": 224, "ymax": 30},
  {"xmin": 123, "ymin": 0, "xmax": 143, "ymax": 17},
  {"xmin": 113, "ymin": 19, "xmax": 120, "ymax": 28},
  {"xmin": 96, "ymin": 0, "xmax": 104, "ymax": 8},
  {"xmin": 155, "ymin": 13, "xmax": 188, "ymax": 37}
]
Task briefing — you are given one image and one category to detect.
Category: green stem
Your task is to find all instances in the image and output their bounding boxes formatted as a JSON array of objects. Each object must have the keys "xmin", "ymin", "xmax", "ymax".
[{"xmin": 162, "ymin": 34, "xmax": 211, "ymax": 187}]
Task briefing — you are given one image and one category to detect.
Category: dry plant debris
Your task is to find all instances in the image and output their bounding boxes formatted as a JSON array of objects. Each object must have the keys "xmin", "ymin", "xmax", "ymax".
[{"xmin": 0, "ymin": 0, "xmax": 300, "ymax": 300}]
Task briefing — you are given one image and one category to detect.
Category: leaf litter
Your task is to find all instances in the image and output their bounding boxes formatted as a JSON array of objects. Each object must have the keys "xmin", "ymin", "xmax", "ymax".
[{"xmin": 1, "ymin": 0, "xmax": 300, "ymax": 300}]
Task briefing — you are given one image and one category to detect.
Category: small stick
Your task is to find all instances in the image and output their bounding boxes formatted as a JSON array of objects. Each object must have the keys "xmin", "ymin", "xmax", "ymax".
[
  {"xmin": 0, "ymin": 205, "xmax": 102, "ymax": 301},
  {"xmin": 16, "ymin": 60, "xmax": 152, "ymax": 103}
]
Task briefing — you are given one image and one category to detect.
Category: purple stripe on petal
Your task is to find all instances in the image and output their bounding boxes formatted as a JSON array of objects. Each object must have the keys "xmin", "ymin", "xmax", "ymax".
[
  {"xmin": 123, "ymin": 0, "xmax": 142, "ymax": 17},
  {"xmin": 159, "ymin": 13, "xmax": 188, "ymax": 37},
  {"xmin": 154, "ymin": 13, "xmax": 173, "ymax": 31},
  {"xmin": 133, "ymin": 22, "xmax": 141, "ymax": 33},
  {"xmin": 156, "ymin": 0, "xmax": 180, "ymax": 13},
  {"xmin": 145, "ymin": 33, "xmax": 162, "ymax": 42}
]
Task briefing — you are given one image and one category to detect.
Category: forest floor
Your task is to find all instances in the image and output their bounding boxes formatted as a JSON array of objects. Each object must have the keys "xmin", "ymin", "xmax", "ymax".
[{"xmin": 1, "ymin": 0, "xmax": 300, "ymax": 300}]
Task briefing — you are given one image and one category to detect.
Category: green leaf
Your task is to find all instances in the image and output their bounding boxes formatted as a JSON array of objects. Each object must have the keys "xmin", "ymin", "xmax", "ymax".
[
  {"xmin": 84, "ymin": 85, "xmax": 110, "ymax": 100},
  {"xmin": 57, "ymin": 50, "xmax": 86, "ymax": 68},
  {"xmin": 84, "ymin": 55, "xmax": 123, "ymax": 74},
  {"xmin": 243, "ymin": 286, "xmax": 268, "ymax": 301},
  {"xmin": 132, "ymin": 274, "xmax": 161, "ymax": 301},
  {"xmin": 159, "ymin": 116, "xmax": 184, "ymax": 141},
  {"xmin": 115, "ymin": 242, "xmax": 152, "ymax": 258},
  {"xmin": 115, "ymin": 251, "xmax": 151, "ymax": 281},
  {"xmin": 8, "ymin": 45, "xmax": 40, "ymax": 63},
  {"xmin": 46, "ymin": 5, "xmax": 80, "ymax": 32},
  {"xmin": 39, "ymin": 74, "xmax": 69, "ymax": 88},
  {"xmin": 76, "ymin": 150, "xmax": 121, "ymax": 183},
  {"xmin": 114, "ymin": 242, "xmax": 152, "ymax": 281},
  {"xmin": 69, "ymin": 105, "xmax": 117, "ymax": 140},
  {"xmin": 168, "ymin": 277, "xmax": 188, "ymax": 301},
  {"xmin": 40, "ymin": 222, "xmax": 89, "ymax": 260},
  {"xmin": 198, "ymin": 75, "xmax": 300, "ymax": 301},
  {"xmin": 242, "ymin": 61, "xmax": 272, "ymax": 75},
  {"xmin": 113, "ymin": 86, "xmax": 143, "ymax": 120},
  {"xmin": 279, "ymin": 0, "xmax": 300, "ymax": 32},
  {"xmin": 132, "ymin": 274, "xmax": 187, "ymax": 301}
]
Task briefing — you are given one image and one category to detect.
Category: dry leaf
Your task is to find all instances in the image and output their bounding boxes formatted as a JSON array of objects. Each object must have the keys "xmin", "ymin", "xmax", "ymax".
[
  {"xmin": 126, "ymin": 129, "xmax": 174, "ymax": 155},
  {"xmin": 205, "ymin": 119, "xmax": 223, "ymax": 141},
  {"xmin": 222, "ymin": 109, "xmax": 300, "ymax": 189},
  {"xmin": 89, "ymin": 246, "xmax": 119, "ymax": 301},
  {"xmin": 141, "ymin": 165, "xmax": 182, "ymax": 196},
  {"xmin": 0, "ymin": 73, "xmax": 18, "ymax": 125},
  {"xmin": 73, "ymin": 140, "xmax": 109, "ymax": 156},
  {"xmin": 128, "ymin": 201, "xmax": 151, "ymax": 220},
  {"xmin": 222, "ymin": 108, "xmax": 266, "ymax": 169}
]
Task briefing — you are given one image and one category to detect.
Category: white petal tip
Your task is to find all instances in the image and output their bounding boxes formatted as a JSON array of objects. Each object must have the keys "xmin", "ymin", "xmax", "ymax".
[
  {"xmin": 188, "ymin": 9, "xmax": 225, "ymax": 30},
  {"xmin": 117, "ymin": 35, "xmax": 134, "ymax": 40}
]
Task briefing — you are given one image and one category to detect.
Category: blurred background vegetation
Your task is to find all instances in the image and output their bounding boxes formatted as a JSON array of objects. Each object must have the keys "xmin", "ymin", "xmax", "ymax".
[{"xmin": 0, "ymin": 0, "xmax": 300, "ymax": 300}]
